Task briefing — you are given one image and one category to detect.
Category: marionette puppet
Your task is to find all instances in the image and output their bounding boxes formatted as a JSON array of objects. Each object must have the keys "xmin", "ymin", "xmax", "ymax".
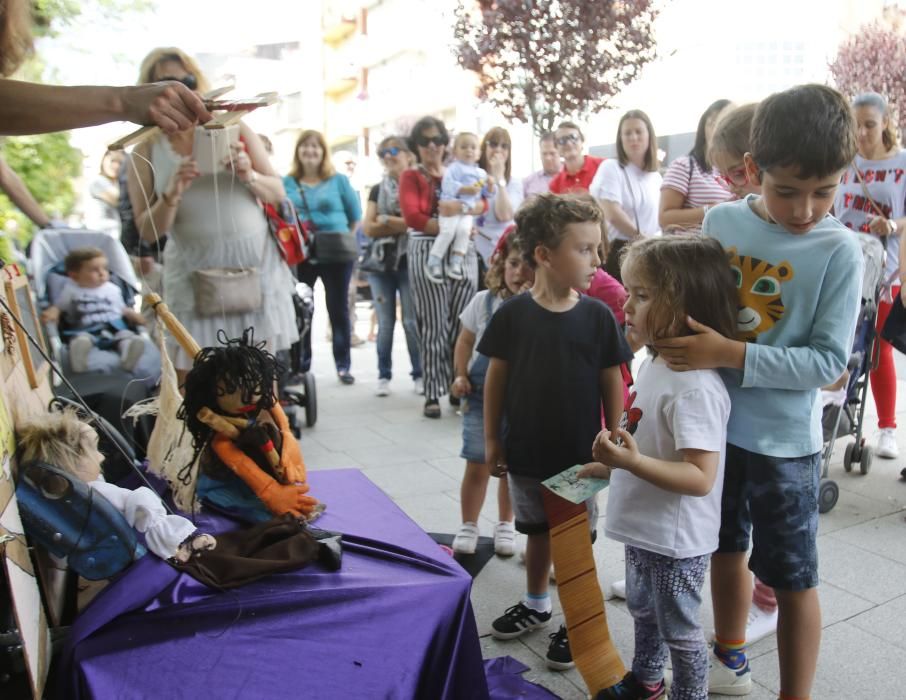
[
  {"xmin": 179, "ymin": 328, "xmax": 323, "ymax": 523},
  {"xmin": 17, "ymin": 409, "xmax": 216, "ymax": 564}
]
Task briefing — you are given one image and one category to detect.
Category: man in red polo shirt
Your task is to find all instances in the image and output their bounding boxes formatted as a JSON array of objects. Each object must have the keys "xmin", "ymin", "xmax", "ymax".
[{"xmin": 549, "ymin": 121, "xmax": 603, "ymax": 194}]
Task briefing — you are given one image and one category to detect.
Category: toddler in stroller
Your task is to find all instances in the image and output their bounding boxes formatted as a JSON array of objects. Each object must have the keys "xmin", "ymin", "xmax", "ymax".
[{"xmin": 40, "ymin": 246, "xmax": 147, "ymax": 372}]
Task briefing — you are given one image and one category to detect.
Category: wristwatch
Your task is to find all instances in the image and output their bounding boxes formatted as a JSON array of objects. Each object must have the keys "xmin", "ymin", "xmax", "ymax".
[{"xmin": 379, "ymin": 214, "xmax": 389, "ymax": 225}]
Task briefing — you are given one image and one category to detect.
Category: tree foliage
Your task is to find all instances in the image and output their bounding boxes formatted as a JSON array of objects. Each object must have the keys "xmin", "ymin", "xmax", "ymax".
[
  {"xmin": 453, "ymin": 0, "xmax": 659, "ymax": 134},
  {"xmin": 829, "ymin": 8, "xmax": 906, "ymax": 135}
]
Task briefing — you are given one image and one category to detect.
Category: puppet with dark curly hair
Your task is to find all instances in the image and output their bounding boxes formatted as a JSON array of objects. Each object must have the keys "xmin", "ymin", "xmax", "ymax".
[{"xmin": 179, "ymin": 328, "xmax": 321, "ymax": 520}]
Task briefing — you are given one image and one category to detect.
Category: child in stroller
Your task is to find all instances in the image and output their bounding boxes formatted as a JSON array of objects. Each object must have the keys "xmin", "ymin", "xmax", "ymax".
[{"xmin": 40, "ymin": 246, "xmax": 147, "ymax": 372}]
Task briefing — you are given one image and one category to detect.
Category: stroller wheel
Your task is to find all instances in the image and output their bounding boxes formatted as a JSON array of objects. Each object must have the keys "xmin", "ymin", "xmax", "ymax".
[
  {"xmin": 303, "ymin": 372, "xmax": 317, "ymax": 427},
  {"xmin": 843, "ymin": 441, "xmax": 857, "ymax": 472},
  {"xmin": 818, "ymin": 479, "xmax": 839, "ymax": 514},
  {"xmin": 859, "ymin": 446, "xmax": 873, "ymax": 475}
]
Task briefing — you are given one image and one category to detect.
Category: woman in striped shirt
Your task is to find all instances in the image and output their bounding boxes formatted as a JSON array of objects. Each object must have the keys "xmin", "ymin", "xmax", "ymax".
[{"xmin": 659, "ymin": 100, "xmax": 734, "ymax": 235}]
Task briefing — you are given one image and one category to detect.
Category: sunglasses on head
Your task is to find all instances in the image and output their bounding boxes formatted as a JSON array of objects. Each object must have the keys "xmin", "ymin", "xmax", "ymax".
[
  {"xmin": 416, "ymin": 135, "xmax": 447, "ymax": 148},
  {"xmin": 379, "ymin": 146, "xmax": 403, "ymax": 158},
  {"xmin": 159, "ymin": 74, "xmax": 198, "ymax": 90},
  {"xmin": 487, "ymin": 139, "xmax": 510, "ymax": 150},
  {"xmin": 555, "ymin": 133, "xmax": 580, "ymax": 146}
]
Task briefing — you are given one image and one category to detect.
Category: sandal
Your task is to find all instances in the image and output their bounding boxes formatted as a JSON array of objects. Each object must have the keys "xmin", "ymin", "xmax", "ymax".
[{"xmin": 423, "ymin": 398, "xmax": 441, "ymax": 419}]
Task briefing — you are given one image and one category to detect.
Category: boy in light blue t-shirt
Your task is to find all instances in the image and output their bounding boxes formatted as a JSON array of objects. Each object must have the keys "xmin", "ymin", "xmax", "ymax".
[{"xmin": 656, "ymin": 85, "xmax": 862, "ymax": 700}]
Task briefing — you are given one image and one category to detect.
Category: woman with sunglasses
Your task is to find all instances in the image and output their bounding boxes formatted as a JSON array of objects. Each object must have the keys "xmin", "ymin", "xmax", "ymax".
[
  {"xmin": 474, "ymin": 127, "xmax": 524, "ymax": 266},
  {"xmin": 285, "ymin": 130, "xmax": 363, "ymax": 385},
  {"xmin": 400, "ymin": 116, "xmax": 483, "ymax": 418},
  {"xmin": 658, "ymin": 99, "xmax": 734, "ymax": 235},
  {"xmin": 589, "ymin": 109, "xmax": 662, "ymax": 281},
  {"xmin": 833, "ymin": 92, "xmax": 906, "ymax": 460},
  {"xmin": 362, "ymin": 136, "xmax": 423, "ymax": 397},
  {"xmin": 548, "ymin": 121, "xmax": 603, "ymax": 194},
  {"xmin": 128, "ymin": 48, "xmax": 296, "ymax": 380}
]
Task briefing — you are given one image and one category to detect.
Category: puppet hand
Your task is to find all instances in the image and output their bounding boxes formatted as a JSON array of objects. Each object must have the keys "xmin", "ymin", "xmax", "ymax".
[
  {"xmin": 259, "ymin": 481, "xmax": 317, "ymax": 517},
  {"xmin": 655, "ymin": 317, "xmax": 736, "ymax": 371}
]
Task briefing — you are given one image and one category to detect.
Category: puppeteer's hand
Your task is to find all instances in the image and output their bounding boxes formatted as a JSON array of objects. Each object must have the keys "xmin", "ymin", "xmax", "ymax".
[
  {"xmin": 258, "ymin": 480, "xmax": 318, "ymax": 517},
  {"xmin": 120, "ymin": 81, "xmax": 212, "ymax": 133}
]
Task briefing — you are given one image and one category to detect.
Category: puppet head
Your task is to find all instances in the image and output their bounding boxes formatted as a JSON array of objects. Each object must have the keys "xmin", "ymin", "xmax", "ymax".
[
  {"xmin": 179, "ymin": 328, "xmax": 280, "ymax": 452},
  {"xmin": 18, "ymin": 409, "xmax": 104, "ymax": 484}
]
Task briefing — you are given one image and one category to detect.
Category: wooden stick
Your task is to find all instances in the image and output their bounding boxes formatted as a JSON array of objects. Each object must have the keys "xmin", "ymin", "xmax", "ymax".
[
  {"xmin": 144, "ymin": 292, "xmax": 200, "ymax": 360},
  {"xmin": 542, "ymin": 489, "xmax": 626, "ymax": 694}
]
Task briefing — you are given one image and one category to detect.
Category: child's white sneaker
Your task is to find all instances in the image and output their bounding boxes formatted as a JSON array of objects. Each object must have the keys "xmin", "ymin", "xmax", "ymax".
[
  {"xmin": 69, "ymin": 335, "xmax": 93, "ymax": 373},
  {"xmin": 877, "ymin": 427, "xmax": 899, "ymax": 458},
  {"xmin": 425, "ymin": 255, "xmax": 444, "ymax": 284},
  {"xmin": 447, "ymin": 255, "xmax": 465, "ymax": 280},
  {"xmin": 452, "ymin": 521, "xmax": 479, "ymax": 554},
  {"xmin": 708, "ymin": 649, "xmax": 752, "ymax": 695},
  {"xmin": 493, "ymin": 521, "xmax": 516, "ymax": 556},
  {"xmin": 120, "ymin": 337, "xmax": 145, "ymax": 372}
]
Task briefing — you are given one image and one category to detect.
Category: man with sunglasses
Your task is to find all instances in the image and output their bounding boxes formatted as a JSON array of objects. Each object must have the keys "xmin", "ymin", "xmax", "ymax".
[{"xmin": 549, "ymin": 121, "xmax": 603, "ymax": 195}]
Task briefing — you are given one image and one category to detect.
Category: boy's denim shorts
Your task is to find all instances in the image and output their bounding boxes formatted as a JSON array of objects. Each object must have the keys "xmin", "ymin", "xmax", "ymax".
[
  {"xmin": 508, "ymin": 473, "xmax": 598, "ymax": 536},
  {"xmin": 459, "ymin": 390, "xmax": 486, "ymax": 463},
  {"xmin": 717, "ymin": 443, "xmax": 820, "ymax": 591}
]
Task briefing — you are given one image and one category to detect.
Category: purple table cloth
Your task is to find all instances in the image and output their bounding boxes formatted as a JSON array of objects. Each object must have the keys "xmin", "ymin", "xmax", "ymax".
[{"xmin": 61, "ymin": 469, "xmax": 490, "ymax": 699}]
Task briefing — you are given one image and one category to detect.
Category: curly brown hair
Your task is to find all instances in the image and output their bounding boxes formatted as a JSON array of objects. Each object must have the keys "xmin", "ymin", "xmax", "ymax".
[
  {"xmin": 0, "ymin": 0, "xmax": 33, "ymax": 77},
  {"xmin": 484, "ymin": 232, "xmax": 523, "ymax": 298},
  {"xmin": 514, "ymin": 192, "xmax": 604, "ymax": 269},
  {"xmin": 621, "ymin": 236, "xmax": 738, "ymax": 352}
]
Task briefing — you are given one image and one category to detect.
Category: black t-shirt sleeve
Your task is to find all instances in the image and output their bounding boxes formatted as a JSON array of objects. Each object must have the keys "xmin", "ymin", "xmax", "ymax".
[
  {"xmin": 476, "ymin": 301, "xmax": 510, "ymax": 360},
  {"xmin": 595, "ymin": 302, "xmax": 634, "ymax": 368},
  {"xmin": 368, "ymin": 184, "xmax": 379, "ymax": 203}
]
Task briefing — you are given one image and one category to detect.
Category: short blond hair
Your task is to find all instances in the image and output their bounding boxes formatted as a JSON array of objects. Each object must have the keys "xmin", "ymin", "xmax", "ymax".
[
  {"xmin": 17, "ymin": 409, "xmax": 97, "ymax": 482},
  {"xmin": 137, "ymin": 47, "xmax": 211, "ymax": 93}
]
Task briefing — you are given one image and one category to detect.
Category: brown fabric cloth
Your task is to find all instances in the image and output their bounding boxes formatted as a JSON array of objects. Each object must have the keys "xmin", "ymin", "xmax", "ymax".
[{"xmin": 171, "ymin": 514, "xmax": 334, "ymax": 589}]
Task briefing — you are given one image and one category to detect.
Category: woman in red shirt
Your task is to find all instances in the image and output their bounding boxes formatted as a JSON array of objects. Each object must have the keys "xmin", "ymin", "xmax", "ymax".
[{"xmin": 400, "ymin": 117, "xmax": 485, "ymax": 418}]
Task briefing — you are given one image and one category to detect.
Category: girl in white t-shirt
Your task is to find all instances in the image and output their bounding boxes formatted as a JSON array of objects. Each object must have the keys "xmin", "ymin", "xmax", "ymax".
[
  {"xmin": 580, "ymin": 237, "xmax": 736, "ymax": 700},
  {"xmin": 589, "ymin": 109, "xmax": 662, "ymax": 282},
  {"xmin": 449, "ymin": 228, "xmax": 533, "ymax": 556}
]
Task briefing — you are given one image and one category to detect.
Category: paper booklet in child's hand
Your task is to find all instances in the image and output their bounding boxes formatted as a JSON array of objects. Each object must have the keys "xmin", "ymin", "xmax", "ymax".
[{"xmin": 542, "ymin": 465, "xmax": 609, "ymax": 504}]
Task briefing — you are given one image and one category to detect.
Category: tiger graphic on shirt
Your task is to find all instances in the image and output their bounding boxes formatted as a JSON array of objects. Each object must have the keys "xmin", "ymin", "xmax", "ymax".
[{"xmin": 726, "ymin": 247, "xmax": 794, "ymax": 342}]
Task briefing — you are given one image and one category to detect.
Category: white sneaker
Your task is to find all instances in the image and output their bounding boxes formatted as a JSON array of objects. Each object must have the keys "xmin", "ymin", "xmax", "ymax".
[
  {"xmin": 745, "ymin": 602, "xmax": 778, "ymax": 644},
  {"xmin": 452, "ymin": 521, "xmax": 479, "ymax": 554},
  {"xmin": 877, "ymin": 427, "xmax": 900, "ymax": 459},
  {"xmin": 493, "ymin": 521, "xmax": 516, "ymax": 557},
  {"xmin": 708, "ymin": 649, "xmax": 752, "ymax": 695},
  {"xmin": 611, "ymin": 579, "xmax": 626, "ymax": 599},
  {"xmin": 119, "ymin": 337, "xmax": 145, "ymax": 372},
  {"xmin": 68, "ymin": 335, "xmax": 92, "ymax": 373},
  {"xmin": 413, "ymin": 377, "xmax": 425, "ymax": 395},
  {"xmin": 375, "ymin": 378, "xmax": 391, "ymax": 397}
]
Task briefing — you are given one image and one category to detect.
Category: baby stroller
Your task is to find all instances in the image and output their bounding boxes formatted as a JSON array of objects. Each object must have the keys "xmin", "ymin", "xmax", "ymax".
[
  {"xmin": 818, "ymin": 234, "xmax": 885, "ymax": 513},
  {"xmin": 29, "ymin": 228, "xmax": 160, "ymax": 459},
  {"xmin": 277, "ymin": 280, "xmax": 317, "ymax": 433}
]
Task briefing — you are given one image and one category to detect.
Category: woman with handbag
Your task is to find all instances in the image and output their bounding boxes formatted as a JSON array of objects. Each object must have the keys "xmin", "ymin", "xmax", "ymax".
[
  {"xmin": 361, "ymin": 136, "xmax": 423, "ymax": 397},
  {"xmin": 128, "ymin": 47, "xmax": 297, "ymax": 379},
  {"xmin": 658, "ymin": 99, "xmax": 734, "ymax": 235},
  {"xmin": 284, "ymin": 129, "xmax": 363, "ymax": 385},
  {"xmin": 400, "ymin": 116, "xmax": 482, "ymax": 418},
  {"xmin": 833, "ymin": 92, "xmax": 906, "ymax": 459},
  {"xmin": 589, "ymin": 109, "xmax": 663, "ymax": 282}
]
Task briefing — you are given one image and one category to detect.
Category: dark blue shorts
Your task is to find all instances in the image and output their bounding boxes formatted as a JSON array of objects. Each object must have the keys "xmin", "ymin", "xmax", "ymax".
[{"xmin": 717, "ymin": 443, "xmax": 820, "ymax": 591}]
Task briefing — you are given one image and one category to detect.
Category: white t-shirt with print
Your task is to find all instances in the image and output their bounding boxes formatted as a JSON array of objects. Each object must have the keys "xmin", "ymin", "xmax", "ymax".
[
  {"xmin": 605, "ymin": 357, "xmax": 730, "ymax": 559},
  {"xmin": 55, "ymin": 280, "xmax": 125, "ymax": 329},
  {"xmin": 589, "ymin": 159, "xmax": 662, "ymax": 241},
  {"xmin": 459, "ymin": 289, "xmax": 503, "ymax": 372}
]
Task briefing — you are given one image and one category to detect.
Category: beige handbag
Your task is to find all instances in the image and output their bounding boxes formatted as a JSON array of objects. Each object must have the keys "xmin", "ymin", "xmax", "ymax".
[{"xmin": 192, "ymin": 267, "xmax": 262, "ymax": 316}]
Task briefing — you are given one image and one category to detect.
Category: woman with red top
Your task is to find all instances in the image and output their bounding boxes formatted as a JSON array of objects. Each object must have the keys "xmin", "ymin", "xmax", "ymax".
[
  {"xmin": 400, "ymin": 116, "xmax": 483, "ymax": 418},
  {"xmin": 548, "ymin": 121, "xmax": 603, "ymax": 194}
]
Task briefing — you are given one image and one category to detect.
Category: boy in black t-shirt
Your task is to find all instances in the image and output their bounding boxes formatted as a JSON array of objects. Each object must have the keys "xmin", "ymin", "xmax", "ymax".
[{"xmin": 478, "ymin": 193, "xmax": 632, "ymax": 670}]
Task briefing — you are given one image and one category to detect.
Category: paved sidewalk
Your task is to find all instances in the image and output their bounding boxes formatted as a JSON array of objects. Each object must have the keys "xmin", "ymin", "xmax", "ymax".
[{"xmin": 298, "ymin": 298, "xmax": 906, "ymax": 699}]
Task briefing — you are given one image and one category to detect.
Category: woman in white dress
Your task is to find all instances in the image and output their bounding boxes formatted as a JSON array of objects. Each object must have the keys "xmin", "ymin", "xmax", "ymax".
[{"xmin": 127, "ymin": 48, "xmax": 297, "ymax": 377}]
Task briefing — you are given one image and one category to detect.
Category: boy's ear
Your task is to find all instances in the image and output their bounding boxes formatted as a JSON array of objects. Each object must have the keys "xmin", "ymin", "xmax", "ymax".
[
  {"xmin": 743, "ymin": 153, "xmax": 761, "ymax": 186},
  {"xmin": 533, "ymin": 244, "xmax": 550, "ymax": 268}
]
